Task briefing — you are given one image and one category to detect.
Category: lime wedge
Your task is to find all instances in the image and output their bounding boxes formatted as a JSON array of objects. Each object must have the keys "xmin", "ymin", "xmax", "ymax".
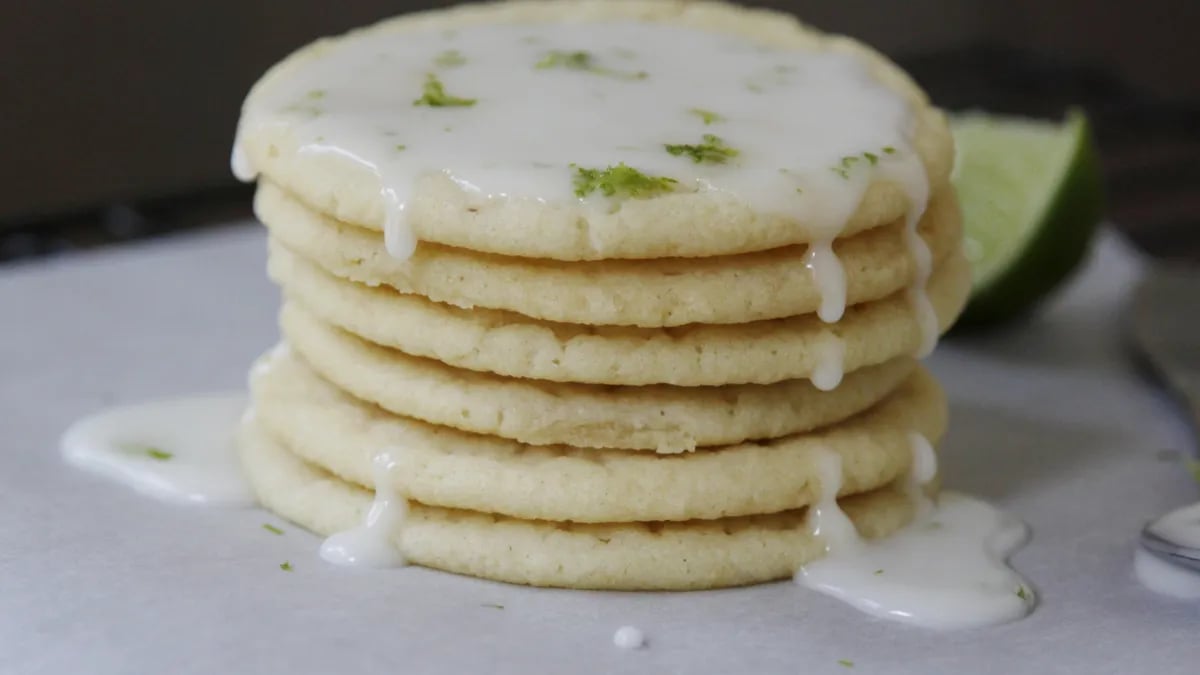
[{"xmin": 951, "ymin": 109, "xmax": 1105, "ymax": 326}]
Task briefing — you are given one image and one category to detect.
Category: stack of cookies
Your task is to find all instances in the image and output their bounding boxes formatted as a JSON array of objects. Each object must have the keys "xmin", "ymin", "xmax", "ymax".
[{"xmin": 233, "ymin": 0, "xmax": 969, "ymax": 590}]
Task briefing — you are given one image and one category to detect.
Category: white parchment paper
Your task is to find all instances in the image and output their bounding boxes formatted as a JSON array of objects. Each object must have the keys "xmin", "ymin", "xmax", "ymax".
[{"xmin": 1, "ymin": 226, "xmax": 1197, "ymax": 674}]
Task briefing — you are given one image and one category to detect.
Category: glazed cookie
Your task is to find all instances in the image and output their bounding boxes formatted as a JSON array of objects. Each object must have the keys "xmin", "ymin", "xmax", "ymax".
[
  {"xmin": 278, "ymin": 303, "xmax": 920, "ymax": 452},
  {"xmin": 238, "ymin": 418, "xmax": 928, "ymax": 590},
  {"xmin": 250, "ymin": 348, "xmax": 946, "ymax": 522},
  {"xmin": 269, "ymin": 241, "xmax": 970, "ymax": 385},
  {"xmin": 259, "ymin": 182, "xmax": 962, "ymax": 328},
  {"xmin": 233, "ymin": 0, "xmax": 953, "ymax": 261}
]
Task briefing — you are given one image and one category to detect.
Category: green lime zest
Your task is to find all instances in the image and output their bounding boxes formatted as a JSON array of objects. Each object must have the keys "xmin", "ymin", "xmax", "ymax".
[
  {"xmin": 665, "ymin": 134, "xmax": 739, "ymax": 165},
  {"xmin": 535, "ymin": 50, "xmax": 647, "ymax": 80},
  {"xmin": 481, "ymin": 602, "xmax": 505, "ymax": 610},
  {"xmin": 689, "ymin": 108, "xmax": 724, "ymax": 125},
  {"xmin": 434, "ymin": 49, "xmax": 466, "ymax": 68},
  {"xmin": 262, "ymin": 524, "xmax": 284, "ymax": 535},
  {"xmin": 571, "ymin": 163, "xmax": 678, "ymax": 199},
  {"xmin": 121, "ymin": 443, "xmax": 172, "ymax": 461},
  {"xmin": 413, "ymin": 73, "xmax": 476, "ymax": 107},
  {"xmin": 280, "ymin": 561, "xmax": 293, "ymax": 572},
  {"xmin": 831, "ymin": 149, "xmax": 891, "ymax": 178},
  {"xmin": 838, "ymin": 659, "xmax": 854, "ymax": 668},
  {"xmin": 282, "ymin": 103, "xmax": 322, "ymax": 118}
]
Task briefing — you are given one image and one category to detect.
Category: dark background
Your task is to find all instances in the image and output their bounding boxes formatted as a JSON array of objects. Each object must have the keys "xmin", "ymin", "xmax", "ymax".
[{"xmin": 2, "ymin": 0, "xmax": 1197, "ymax": 258}]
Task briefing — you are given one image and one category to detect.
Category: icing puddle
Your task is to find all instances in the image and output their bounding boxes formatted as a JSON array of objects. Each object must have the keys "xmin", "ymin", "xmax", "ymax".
[
  {"xmin": 795, "ymin": 444, "xmax": 1035, "ymax": 630},
  {"xmin": 797, "ymin": 492, "xmax": 1034, "ymax": 629},
  {"xmin": 61, "ymin": 394, "xmax": 253, "ymax": 506}
]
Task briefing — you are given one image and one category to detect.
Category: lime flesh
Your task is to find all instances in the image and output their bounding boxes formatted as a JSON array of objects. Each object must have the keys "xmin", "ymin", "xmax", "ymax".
[{"xmin": 951, "ymin": 109, "xmax": 1105, "ymax": 326}]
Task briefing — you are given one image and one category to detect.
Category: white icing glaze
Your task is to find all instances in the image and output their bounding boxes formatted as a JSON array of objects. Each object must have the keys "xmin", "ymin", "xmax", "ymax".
[
  {"xmin": 878, "ymin": 161, "xmax": 936, "ymax": 357},
  {"xmin": 232, "ymin": 21, "xmax": 929, "ymax": 267},
  {"xmin": 320, "ymin": 450, "xmax": 408, "ymax": 568},
  {"xmin": 806, "ymin": 449, "xmax": 861, "ymax": 554},
  {"xmin": 230, "ymin": 143, "xmax": 256, "ymax": 182},
  {"xmin": 612, "ymin": 625, "xmax": 646, "ymax": 650},
  {"xmin": 805, "ymin": 239, "xmax": 848, "ymax": 324},
  {"xmin": 1134, "ymin": 548, "xmax": 1200, "ymax": 600},
  {"xmin": 905, "ymin": 432, "xmax": 938, "ymax": 518},
  {"xmin": 810, "ymin": 331, "xmax": 846, "ymax": 392},
  {"xmin": 60, "ymin": 394, "xmax": 254, "ymax": 506},
  {"xmin": 248, "ymin": 342, "xmax": 292, "ymax": 386},
  {"xmin": 796, "ymin": 444, "xmax": 1034, "ymax": 629},
  {"xmin": 381, "ymin": 188, "xmax": 416, "ymax": 259}
]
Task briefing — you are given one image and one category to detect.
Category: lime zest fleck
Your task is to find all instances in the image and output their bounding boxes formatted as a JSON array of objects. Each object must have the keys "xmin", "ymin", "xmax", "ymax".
[
  {"xmin": 665, "ymin": 134, "xmax": 739, "ymax": 165},
  {"xmin": 280, "ymin": 561, "xmax": 293, "ymax": 572},
  {"xmin": 571, "ymin": 163, "xmax": 678, "ymax": 199},
  {"xmin": 838, "ymin": 659, "xmax": 854, "ymax": 668},
  {"xmin": 832, "ymin": 150, "xmax": 889, "ymax": 178},
  {"xmin": 282, "ymin": 103, "xmax": 322, "ymax": 118},
  {"xmin": 395, "ymin": 144, "xmax": 408, "ymax": 152},
  {"xmin": 413, "ymin": 73, "xmax": 477, "ymax": 107},
  {"xmin": 1015, "ymin": 585, "xmax": 1029, "ymax": 601},
  {"xmin": 873, "ymin": 569, "xmax": 883, "ymax": 575},
  {"xmin": 535, "ymin": 50, "xmax": 647, "ymax": 80},
  {"xmin": 434, "ymin": 49, "xmax": 467, "ymax": 68},
  {"xmin": 306, "ymin": 89, "xmax": 326, "ymax": 100},
  {"xmin": 1187, "ymin": 459, "xmax": 1200, "ymax": 485},
  {"xmin": 481, "ymin": 602, "xmax": 505, "ymax": 610},
  {"xmin": 536, "ymin": 50, "xmax": 590, "ymax": 69},
  {"xmin": 689, "ymin": 108, "xmax": 725, "ymax": 125},
  {"xmin": 120, "ymin": 444, "xmax": 173, "ymax": 461},
  {"xmin": 262, "ymin": 524, "xmax": 284, "ymax": 535}
]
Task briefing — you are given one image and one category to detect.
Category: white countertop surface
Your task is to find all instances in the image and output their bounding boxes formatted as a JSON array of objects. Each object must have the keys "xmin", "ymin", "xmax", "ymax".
[{"xmin": 2, "ymin": 224, "xmax": 1197, "ymax": 674}]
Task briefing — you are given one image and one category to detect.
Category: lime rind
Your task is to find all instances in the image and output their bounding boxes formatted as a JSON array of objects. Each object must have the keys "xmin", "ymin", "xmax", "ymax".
[{"xmin": 953, "ymin": 109, "xmax": 1105, "ymax": 326}]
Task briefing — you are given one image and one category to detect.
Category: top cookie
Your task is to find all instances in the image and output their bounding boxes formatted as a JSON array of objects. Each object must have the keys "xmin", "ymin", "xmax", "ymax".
[{"xmin": 232, "ymin": 0, "xmax": 953, "ymax": 261}]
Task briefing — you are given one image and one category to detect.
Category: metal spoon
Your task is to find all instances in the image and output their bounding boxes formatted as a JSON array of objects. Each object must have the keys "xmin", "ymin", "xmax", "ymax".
[
  {"xmin": 1129, "ymin": 265, "xmax": 1200, "ymax": 575},
  {"xmin": 1141, "ymin": 525, "xmax": 1200, "ymax": 574}
]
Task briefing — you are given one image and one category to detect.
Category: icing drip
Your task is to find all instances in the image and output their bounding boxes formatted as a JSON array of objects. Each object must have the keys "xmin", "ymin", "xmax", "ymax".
[{"xmin": 320, "ymin": 450, "xmax": 408, "ymax": 568}]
